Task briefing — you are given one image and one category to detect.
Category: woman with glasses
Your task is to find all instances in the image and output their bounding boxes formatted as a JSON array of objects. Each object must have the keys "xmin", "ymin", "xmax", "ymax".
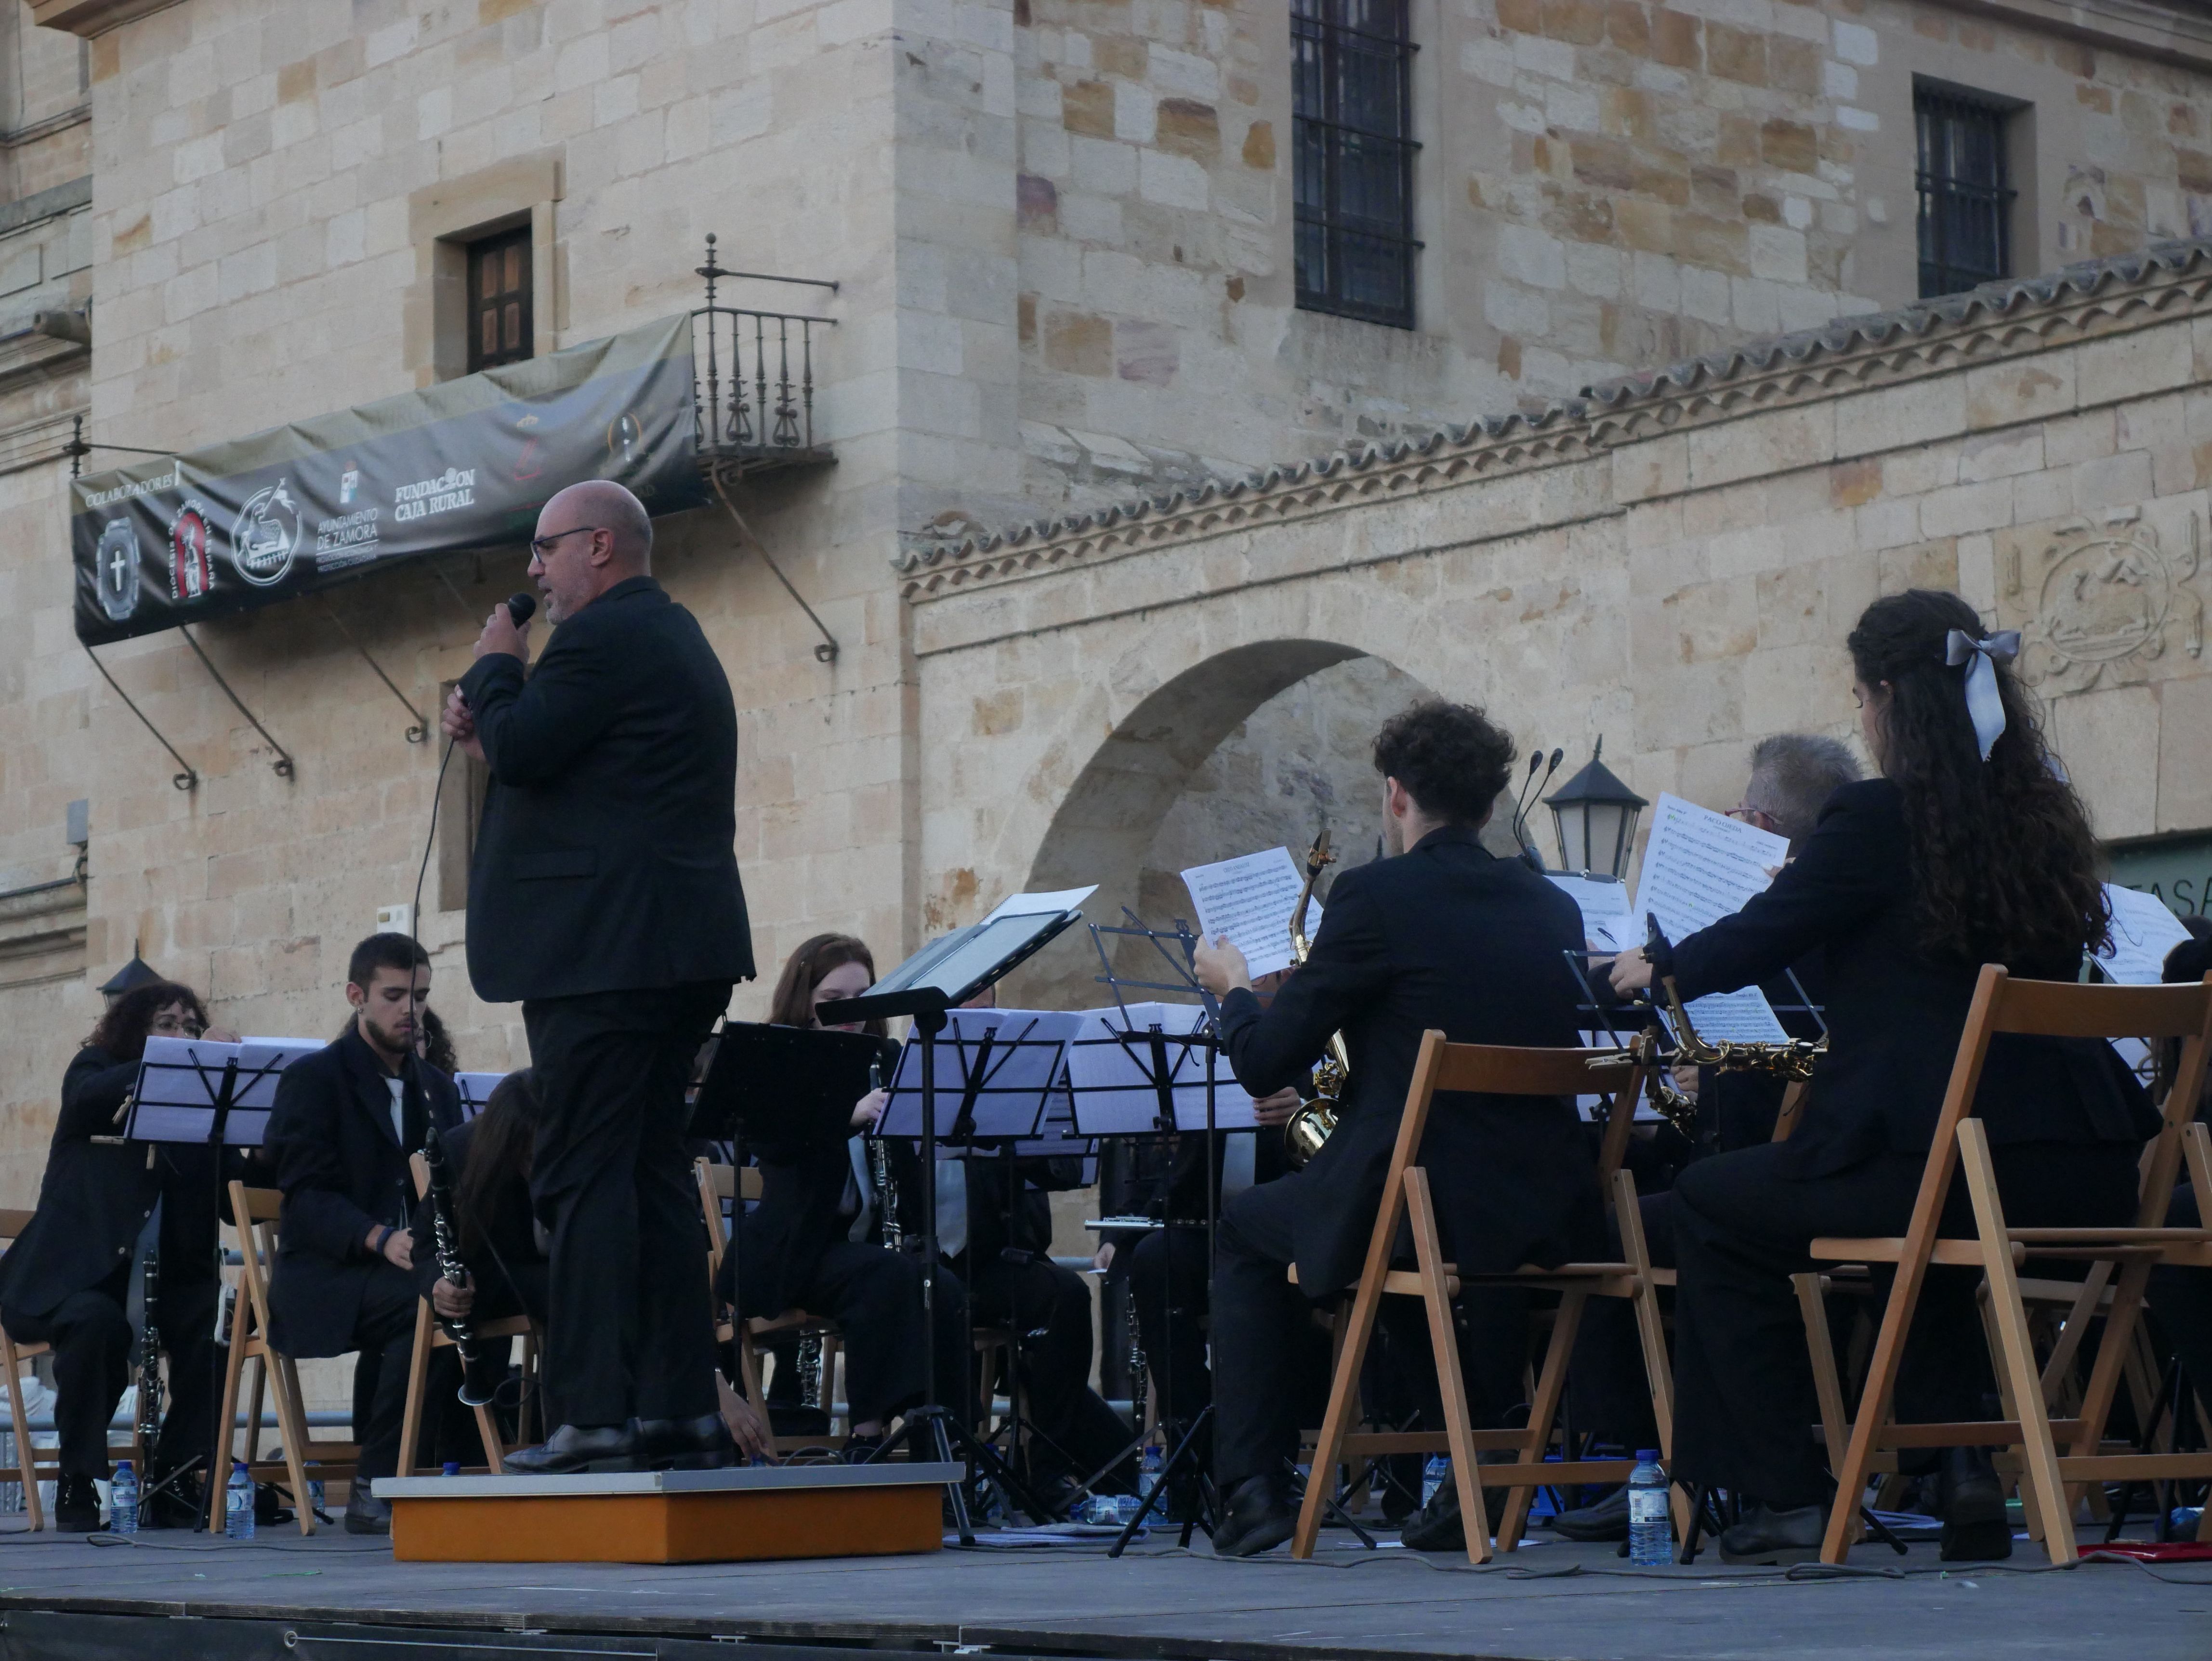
[{"xmin": 0, "ymin": 980, "xmax": 241, "ymax": 1531}]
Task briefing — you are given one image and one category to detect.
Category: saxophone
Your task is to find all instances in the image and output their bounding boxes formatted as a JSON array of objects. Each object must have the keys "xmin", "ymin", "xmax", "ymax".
[
  {"xmin": 865, "ymin": 1059, "xmax": 903, "ymax": 1252},
  {"xmin": 421, "ymin": 1125, "xmax": 494, "ymax": 1407},
  {"xmin": 1282, "ymin": 829, "xmax": 1351, "ymax": 1169}
]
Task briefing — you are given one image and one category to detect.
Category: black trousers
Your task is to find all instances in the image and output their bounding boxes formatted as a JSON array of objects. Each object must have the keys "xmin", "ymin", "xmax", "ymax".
[
  {"xmin": 347, "ymin": 1262, "xmax": 428, "ymax": 1482},
  {"xmin": 781, "ymin": 1241, "xmax": 970, "ymax": 1427},
  {"xmin": 1567, "ymin": 1190, "xmax": 1678, "ymax": 1455},
  {"xmin": 1130, "ymin": 1226, "xmax": 1212, "ymax": 1429},
  {"xmin": 2149, "ymin": 1183, "xmax": 2212, "ymax": 1413},
  {"xmin": 1670, "ymin": 1138, "xmax": 2142, "ymax": 1508},
  {"xmin": 1211, "ymin": 1177, "xmax": 1518, "ymax": 1489},
  {"xmin": 524, "ymin": 982, "xmax": 729, "ymax": 1428},
  {"xmin": 960, "ymin": 1250, "xmax": 1133, "ymax": 1486},
  {"xmin": 4, "ymin": 1267, "xmax": 217, "ymax": 1483}
]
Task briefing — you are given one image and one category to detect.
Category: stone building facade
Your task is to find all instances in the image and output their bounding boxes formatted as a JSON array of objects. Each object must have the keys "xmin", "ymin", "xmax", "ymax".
[{"xmin": 1, "ymin": 0, "xmax": 2210, "ymax": 1228}]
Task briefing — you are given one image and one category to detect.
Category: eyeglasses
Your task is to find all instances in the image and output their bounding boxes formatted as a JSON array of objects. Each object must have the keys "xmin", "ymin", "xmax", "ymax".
[
  {"xmin": 150, "ymin": 1017, "xmax": 204, "ymax": 1038},
  {"xmin": 528, "ymin": 525, "xmax": 605, "ymax": 559}
]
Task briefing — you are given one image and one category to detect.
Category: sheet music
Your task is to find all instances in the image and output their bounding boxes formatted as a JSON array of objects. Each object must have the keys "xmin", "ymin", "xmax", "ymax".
[
  {"xmin": 1546, "ymin": 873, "xmax": 1634, "ymax": 952},
  {"xmin": 1633, "ymin": 792, "xmax": 1791, "ymax": 1044},
  {"xmin": 2093, "ymin": 884, "xmax": 2194, "ymax": 986},
  {"xmin": 877, "ymin": 1007, "xmax": 1081, "ymax": 1141},
  {"xmin": 455, "ymin": 1071, "xmax": 510, "ymax": 1120},
  {"xmin": 981, "ymin": 885, "xmax": 1097, "ymax": 924},
  {"xmin": 127, "ymin": 1036, "xmax": 320, "ymax": 1146},
  {"xmin": 1180, "ymin": 847, "xmax": 1318, "ymax": 979},
  {"xmin": 1064, "ymin": 1002, "xmax": 1257, "ymax": 1134}
]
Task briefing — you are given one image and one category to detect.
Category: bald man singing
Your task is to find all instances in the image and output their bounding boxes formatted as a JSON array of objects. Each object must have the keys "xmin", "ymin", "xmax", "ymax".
[{"xmin": 442, "ymin": 481, "xmax": 754, "ymax": 1474}]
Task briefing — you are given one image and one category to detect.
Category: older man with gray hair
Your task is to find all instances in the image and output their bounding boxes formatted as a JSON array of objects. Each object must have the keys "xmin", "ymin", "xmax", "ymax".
[
  {"xmin": 442, "ymin": 479, "xmax": 754, "ymax": 1475},
  {"xmin": 1735, "ymin": 733, "xmax": 1863, "ymax": 852}
]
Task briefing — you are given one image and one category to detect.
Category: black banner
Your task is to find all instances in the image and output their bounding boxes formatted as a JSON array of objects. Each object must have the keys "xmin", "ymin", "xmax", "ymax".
[{"xmin": 72, "ymin": 316, "xmax": 707, "ymax": 646}]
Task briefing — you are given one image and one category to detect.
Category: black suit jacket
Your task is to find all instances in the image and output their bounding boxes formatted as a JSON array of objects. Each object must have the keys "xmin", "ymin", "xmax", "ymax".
[
  {"xmin": 1219, "ymin": 825, "xmax": 1599, "ymax": 1296},
  {"xmin": 1659, "ymin": 777, "xmax": 2157, "ymax": 1178},
  {"xmin": 0, "ymin": 1047, "xmax": 237, "ymax": 1324},
  {"xmin": 263, "ymin": 1027, "xmax": 461, "ymax": 1358},
  {"xmin": 460, "ymin": 575, "xmax": 754, "ymax": 1002}
]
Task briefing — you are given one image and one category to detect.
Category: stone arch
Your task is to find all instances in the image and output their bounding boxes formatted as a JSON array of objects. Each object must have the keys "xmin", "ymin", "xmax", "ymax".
[{"xmin": 1003, "ymin": 638, "xmax": 1440, "ymax": 1006}]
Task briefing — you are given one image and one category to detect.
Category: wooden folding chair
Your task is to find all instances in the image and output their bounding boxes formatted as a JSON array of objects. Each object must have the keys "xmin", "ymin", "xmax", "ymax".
[
  {"xmin": 208, "ymin": 1183, "xmax": 360, "ymax": 1535},
  {"xmin": 395, "ymin": 1155, "xmax": 543, "ymax": 1476},
  {"xmin": 695, "ymin": 1159, "xmax": 843, "ymax": 1453},
  {"xmin": 1, "ymin": 1209, "xmax": 55, "ymax": 1530},
  {"xmin": 1813, "ymin": 967, "xmax": 2212, "ymax": 1565},
  {"xmin": 1291, "ymin": 1034, "xmax": 1684, "ymax": 1563}
]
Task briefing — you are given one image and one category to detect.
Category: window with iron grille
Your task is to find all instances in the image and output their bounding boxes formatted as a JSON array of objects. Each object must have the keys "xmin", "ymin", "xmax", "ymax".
[
  {"xmin": 1293, "ymin": 0, "xmax": 1420, "ymax": 329},
  {"xmin": 467, "ymin": 225, "xmax": 535, "ymax": 372},
  {"xmin": 1916, "ymin": 86, "xmax": 2017, "ymax": 299}
]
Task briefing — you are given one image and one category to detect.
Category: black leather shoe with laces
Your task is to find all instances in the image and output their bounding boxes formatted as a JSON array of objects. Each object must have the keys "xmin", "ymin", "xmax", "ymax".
[
  {"xmin": 1936, "ymin": 1446, "xmax": 2013, "ymax": 1561},
  {"xmin": 54, "ymin": 1474, "xmax": 103, "ymax": 1533},
  {"xmin": 637, "ymin": 1413, "xmax": 737, "ymax": 1471},
  {"xmin": 1212, "ymin": 1471, "xmax": 1298, "ymax": 1557},
  {"xmin": 504, "ymin": 1421, "xmax": 645, "ymax": 1476},
  {"xmin": 1716, "ymin": 1500, "xmax": 1826, "ymax": 1565}
]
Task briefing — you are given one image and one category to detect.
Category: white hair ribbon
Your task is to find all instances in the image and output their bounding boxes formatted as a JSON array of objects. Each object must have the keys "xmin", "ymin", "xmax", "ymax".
[{"xmin": 1943, "ymin": 628, "xmax": 2021, "ymax": 761}]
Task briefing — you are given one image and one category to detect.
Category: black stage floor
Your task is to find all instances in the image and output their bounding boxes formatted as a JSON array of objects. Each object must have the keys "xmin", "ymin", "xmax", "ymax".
[{"xmin": 0, "ymin": 1525, "xmax": 2207, "ymax": 1661}]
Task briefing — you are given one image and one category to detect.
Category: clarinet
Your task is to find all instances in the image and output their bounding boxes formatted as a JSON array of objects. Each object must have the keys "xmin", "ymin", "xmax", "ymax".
[
  {"xmin": 134, "ymin": 1240, "xmax": 162, "ymax": 1519},
  {"xmin": 421, "ymin": 1125, "xmax": 490, "ymax": 1405},
  {"xmin": 866, "ymin": 1058, "xmax": 903, "ymax": 1252}
]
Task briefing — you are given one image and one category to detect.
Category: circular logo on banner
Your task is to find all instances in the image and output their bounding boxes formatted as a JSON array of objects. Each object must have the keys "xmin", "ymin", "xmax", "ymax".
[
  {"xmin": 230, "ymin": 480, "xmax": 302, "ymax": 587},
  {"xmin": 95, "ymin": 519, "xmax": 141, "ymax": 623},
  {"xmin": 169, "ymin": 499, "xmax": 215, "ymax": 602}
]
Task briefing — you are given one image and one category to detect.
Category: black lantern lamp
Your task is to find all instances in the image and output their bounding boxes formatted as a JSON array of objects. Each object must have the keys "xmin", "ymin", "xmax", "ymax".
[
  {"xmin": 99, "ymin": 949, "xmax": 163, "ymax": 1004},
  {"xmin": 1545, "ymin": 737, "xmax": 1647, "ymax": 880}
]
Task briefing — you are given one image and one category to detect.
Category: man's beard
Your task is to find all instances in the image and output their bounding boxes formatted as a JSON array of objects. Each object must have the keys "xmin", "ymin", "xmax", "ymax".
[{"xmin": 362, "ymin": 1012, "xmax": 413, "ymax": 1056}]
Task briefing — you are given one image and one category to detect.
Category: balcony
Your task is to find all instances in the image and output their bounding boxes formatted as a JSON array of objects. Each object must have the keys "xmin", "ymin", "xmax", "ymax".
[{"xmin": 691, "ymin": 237, "xmax": 836, "ymax": 483}]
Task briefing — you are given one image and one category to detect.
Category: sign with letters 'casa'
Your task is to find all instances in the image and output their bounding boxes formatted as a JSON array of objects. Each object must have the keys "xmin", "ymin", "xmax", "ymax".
[{"xmin": 71, "ymin": 315, "xmax": 706, "ymax": 646}]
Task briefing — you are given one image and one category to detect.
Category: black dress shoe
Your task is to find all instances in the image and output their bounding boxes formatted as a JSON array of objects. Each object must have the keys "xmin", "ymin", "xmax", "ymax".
[
  {"xmin": 1212, "ymin": 1471, "xmax": 1298, "ymax": 1557},
  {"xmin": 1399, "ymin": 1473, "xmax": 1512, "ymax": 1552},
  {"xmin": 504, "ymin": 1421, "xmax": 645, "ymax": 1476},
  {"xmin": 1549, "ymin": 1484, "xmax": 1631, "ymax": 1542},
  {"xmin": 636, "ymin": 1413, "xmax": 737, "ymax": 1471},
  {"xmin": 1717, "ymin": 1501, "xmax": 1826, "ymax": 1565},
  {"xmin": 1936, "ymin": 1446, "xmax": 2013, "ymax": 1561},
  {"xmin": 53, "ymin": 1473, "xmax": 103, "ymax": 1533},
  {"xmin": 342, "ymin": 1486, "xmax": 391, "ymax": 1536}
]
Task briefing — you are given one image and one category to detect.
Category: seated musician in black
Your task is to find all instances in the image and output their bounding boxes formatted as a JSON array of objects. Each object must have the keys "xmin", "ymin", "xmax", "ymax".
[
  {"xmin": 408, "ymin": 1068, "xmax": 554, "ymax": 1450},
  {"xmin": 1559, "ymin": 730, "xmax": 1860, "ymax": 1541},
  {"xmin": 2148, "ymin": 930, "xmax": 2212, "ymax": 1417},
  {"xmin": 1195, "ymin": 699, "xmax": 1596, "ymax": 1557},
  {"xmin": 1092, "ymin": 1082, "xmax": 1304, "ymax": 1475},
  {"xmin": 0, "ymin": 981, "xmax": 241, "ymax": 1532},
  {"xmin": 1608, "ymin": 589, "xmax": 2156, "ymax": 1564},
  {"xmin": 265, "ymin": 933, "xmax": 460, "ymax": 1535},
  {"xmin": 719, "ymin": 935, "xmax": 968, "ymax": 1457}
]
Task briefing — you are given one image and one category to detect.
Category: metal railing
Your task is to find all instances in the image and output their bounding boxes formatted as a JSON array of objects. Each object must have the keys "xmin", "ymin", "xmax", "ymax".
[{"xmin": 690, "ymin": 235, "xmax": 835, "ymax": 479}]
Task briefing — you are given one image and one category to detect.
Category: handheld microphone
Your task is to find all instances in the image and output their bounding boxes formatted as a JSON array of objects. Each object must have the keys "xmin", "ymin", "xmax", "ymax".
[{"xmin": 503, "ymin": 591, "xmax": 536, "ymax": 626}]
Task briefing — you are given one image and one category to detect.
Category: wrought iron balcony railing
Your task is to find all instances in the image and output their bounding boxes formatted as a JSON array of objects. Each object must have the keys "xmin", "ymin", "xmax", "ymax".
[{"xmin": 691, "ymin": 236, "xmax": 837, "ymax": 480}]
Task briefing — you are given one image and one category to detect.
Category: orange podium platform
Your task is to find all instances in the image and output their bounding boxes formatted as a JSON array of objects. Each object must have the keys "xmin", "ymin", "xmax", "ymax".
[{"xmin": 371, "ymin": 1461, "xmax": 962, "ymax": 1564}]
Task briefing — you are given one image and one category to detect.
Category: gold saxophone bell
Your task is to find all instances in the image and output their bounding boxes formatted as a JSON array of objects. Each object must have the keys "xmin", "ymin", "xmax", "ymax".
[{"xmin": 1283, "ymin": 829, "xmax": 1350, "ymax": 1171}]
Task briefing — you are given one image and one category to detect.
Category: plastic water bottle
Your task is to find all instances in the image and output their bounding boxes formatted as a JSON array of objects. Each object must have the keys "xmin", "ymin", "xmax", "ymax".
[
  {"xmin": 1628, "ymin": 1449, "xmax": 1672, "ymax": 1566},
  {"xmin": 304, "ymin": 1461, "xmax": 326, "ymax": 1520},
  {"xmin": 224, "ymin": 1461, "xmax": 255, "ymax": 1540},
  {"xmin": 1138, "ymin": 1445, "xmax": 1162, "ymax": 1503},
  {"xmin": 442, "ymin": 1461, "xmax": 461, "ymax": 1477},
  {"xmin": 109, "ymin": 1462, "xmax": 138, "ymax": 1534},
  {"xmin": 1422, "ymin": 1454, "xmax": 1450, "ymax": 1508}
]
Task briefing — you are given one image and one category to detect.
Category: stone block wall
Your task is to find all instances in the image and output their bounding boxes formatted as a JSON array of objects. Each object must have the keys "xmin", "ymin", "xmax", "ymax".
[{"xmin": 1002, "ymin": 0, "xmax": 2212, "ymax": 522}]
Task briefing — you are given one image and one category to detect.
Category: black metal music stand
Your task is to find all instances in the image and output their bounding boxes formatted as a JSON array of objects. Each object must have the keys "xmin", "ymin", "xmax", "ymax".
[
  {"xmin": 817, "ymin": 904, "xmax": 1081, "ymax": 1543},
  {"xmin": 124, "ymin": 1037, "xmax": 307, "ymax": 1529},
  {"xmin": 1067, "ymin": 913, "xmax": 1240, "ymax": 1553}
]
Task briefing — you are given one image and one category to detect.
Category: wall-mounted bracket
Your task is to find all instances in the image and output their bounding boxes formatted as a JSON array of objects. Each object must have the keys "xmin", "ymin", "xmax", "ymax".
[
  {"xmin": 63, "ymin": 413, "xmax": 174, "ymax": 479},
  {"xmin": 709, "ymin": 470, "xmax": 840, "ymax": 664},
  {"xmin": 81, "ymin": 643, "xmax": 197, "ymax": 791},
  {"xmin": 317, "ymin": 598, "xmax": 428, "ymax": 743},
  {"xmin": 179, "ymin": 625, "xmax": 294, "ymax": 779}
]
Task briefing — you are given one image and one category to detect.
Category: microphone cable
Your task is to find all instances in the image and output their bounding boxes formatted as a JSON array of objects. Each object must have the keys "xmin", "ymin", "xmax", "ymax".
[{"xmin": 408, "ymin": 592, "xmax": 536, "ymax": 970}]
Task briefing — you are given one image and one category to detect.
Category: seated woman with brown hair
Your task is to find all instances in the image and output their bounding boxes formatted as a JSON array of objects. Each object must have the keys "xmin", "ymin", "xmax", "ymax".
[{"xmin": 0, "ymin": 980, "xmax": 241, "ymax": 1531}]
